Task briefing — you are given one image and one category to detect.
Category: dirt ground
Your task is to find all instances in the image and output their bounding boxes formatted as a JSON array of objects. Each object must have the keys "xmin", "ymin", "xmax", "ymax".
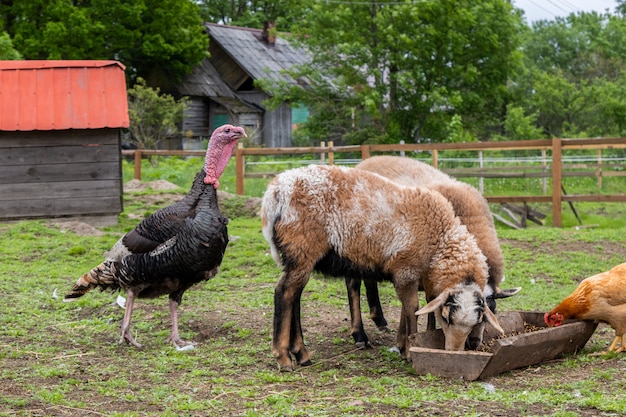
[{"xmin": 31, "ymin": 181, "xmax": 626, "ymax": 416}]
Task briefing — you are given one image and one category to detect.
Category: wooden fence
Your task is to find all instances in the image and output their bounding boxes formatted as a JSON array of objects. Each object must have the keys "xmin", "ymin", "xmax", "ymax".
[{"xmin": 123, "ymin": 137, "xmax": 626, "ymax": 227}]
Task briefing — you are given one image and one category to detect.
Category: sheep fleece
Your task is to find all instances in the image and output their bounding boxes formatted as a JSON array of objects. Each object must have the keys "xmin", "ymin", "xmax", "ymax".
[{"xmin": 261, "ymin": 164, "xmax": 489, "ymax": 303}]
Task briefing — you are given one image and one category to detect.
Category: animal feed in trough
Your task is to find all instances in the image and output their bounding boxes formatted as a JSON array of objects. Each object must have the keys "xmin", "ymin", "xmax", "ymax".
[{"xmin": 409, "ymin": 311, "xmax": 597, "ymax": 380}]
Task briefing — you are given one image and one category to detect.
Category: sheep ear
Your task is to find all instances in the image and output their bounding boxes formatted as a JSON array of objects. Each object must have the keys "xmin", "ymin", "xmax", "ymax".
[
  {"xmin": 415, "ymin": 290, "xmax": 449, "ymax": 316},
  {"xmin": 493, "ymin": 287, "xmax": 522, "ymax": 299},
  {"xmin": 484, "ymin": 305, "xmax": 505, "ymax": 335}
]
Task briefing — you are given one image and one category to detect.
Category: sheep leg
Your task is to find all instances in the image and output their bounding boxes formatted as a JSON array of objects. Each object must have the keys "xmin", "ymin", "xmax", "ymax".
[
  {"xmin": 394, "ymin": 283, "xmax": 420, "ymax": 360},
  {"xmin": 290, "ymin": 288, "xmax": 312, "ymax": 366},
  {"xmin": 426, "ymin": 295, "xmax": 436, "ymax": 330},
  {"xmin": 344, "ymin": 277, "xmax": 370, "ymax": 348},
  {"xmin": 272, "ymin": 269, "xmax": 311, "ymax": 371},
  {"xmin": 364, "ymin": 279, "xmax": 389, "ymax": 331}
]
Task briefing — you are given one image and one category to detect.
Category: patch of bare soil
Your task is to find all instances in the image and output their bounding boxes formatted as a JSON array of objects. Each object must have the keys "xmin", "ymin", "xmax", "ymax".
[
  {"xmin": 48, "ymin": 221, "xmax": 106, "ymax": 237},
  {"xmin": 124, "ymin": 179, "xmax": 181, "ymax": 191}
]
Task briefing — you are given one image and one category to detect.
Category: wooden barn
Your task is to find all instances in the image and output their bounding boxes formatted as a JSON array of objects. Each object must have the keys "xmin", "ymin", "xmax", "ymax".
[
  {"xmin": 0, "ymin": 60, "xmax": 129, "ymax": 224},
  {"xmin": 173, "ymin": 23, "xmax": 310, "ymax": 148}
]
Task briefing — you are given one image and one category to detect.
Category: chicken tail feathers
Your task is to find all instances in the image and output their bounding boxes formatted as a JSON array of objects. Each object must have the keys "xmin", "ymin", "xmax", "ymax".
[{"xmin": 63, "ymin": 261, "xmax": 120, "ymax": 301}]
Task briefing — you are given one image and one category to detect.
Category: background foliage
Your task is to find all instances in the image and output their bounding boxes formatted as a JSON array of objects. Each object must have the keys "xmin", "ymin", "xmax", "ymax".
[{"xmin": 3, "ymin": 0, "xmax": 626, "ymax": 144}]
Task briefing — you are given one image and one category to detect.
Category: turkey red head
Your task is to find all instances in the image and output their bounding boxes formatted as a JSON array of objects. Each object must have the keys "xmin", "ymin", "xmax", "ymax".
[
  {"xmin": 203, "ymin": 124, "xmax": 247, "ymax": 187},
  {"xmin": 544, "ymin": 312, "xmax": 564, "ymax": 327}
]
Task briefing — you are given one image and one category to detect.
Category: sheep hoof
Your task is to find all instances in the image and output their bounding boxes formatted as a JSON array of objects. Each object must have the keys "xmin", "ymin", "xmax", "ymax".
[
  {"xmin": 355, "ymin": 341, "xmax": 368, "ymax": 349},
  {"xmin": 298, "ymin": 359, "xmax": 312, "ymax": 367},
  {"xmin": 377, "ymin": 325, "xmax": 391, "ymax": 333},
  {"xmin": 278, "ymin": 363, "xmax": 295, "ymax": 372}
]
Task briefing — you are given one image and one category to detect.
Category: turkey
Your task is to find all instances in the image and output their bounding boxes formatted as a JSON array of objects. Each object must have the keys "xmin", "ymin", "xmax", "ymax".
[{"xmin": 64, "ymin": 124, "xmax": 247, "ymax": 349}]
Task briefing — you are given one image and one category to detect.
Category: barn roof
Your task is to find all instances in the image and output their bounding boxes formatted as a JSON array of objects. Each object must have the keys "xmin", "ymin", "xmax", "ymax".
[
  {"xmin": 205, "ymin": 23, "xmax": 309, "ymax": 86},
  {"xmin": 177, "ymin": 58, "xmax": 261, "ymax": 114},
  {"xmin": 0, "ymin": 60, "xmax": 129, "ymax": 131}
]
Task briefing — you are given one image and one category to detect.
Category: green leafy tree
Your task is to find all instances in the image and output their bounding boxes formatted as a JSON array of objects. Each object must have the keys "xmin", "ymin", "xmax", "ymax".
[
  {"xmin": 1, "ymin": 0, "xmax": 207, "ymax": 83},
  {"xmin": 511, "ymin": 10, "xmax": 626, "ymax": 138},
  {"xmin": 494, "ymin": 105, "xmax": 543, "ymax": 140},
  {"xmin": 197, "ymin": 0, "xmax": 312, "ymax": 30},
  {"xmin": 127, "ymin": 78, "xmax": 187, "ymax": 164},
  {"xmin": 0, "ymin": 31, "xmax": 21, "ymax": 60},
  {"xmin": 262, "ymin": 0, "xmax": 523, "ymax": 145}
]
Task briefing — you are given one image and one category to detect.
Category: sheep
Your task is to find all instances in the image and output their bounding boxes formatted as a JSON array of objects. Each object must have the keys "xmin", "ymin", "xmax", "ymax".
[
  {"xmin": 261, "ymin": 164, "xmax": 504, "ymax": 371},
  {"xmin": 348, "ymin": 155, "xmax": 520, "ymax": 349}
]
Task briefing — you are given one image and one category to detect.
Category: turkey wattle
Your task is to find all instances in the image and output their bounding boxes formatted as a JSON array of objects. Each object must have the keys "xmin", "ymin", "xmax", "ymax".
[{"xmin": 64, "ymin": 124, "xmax": 246, "ymax": 349}]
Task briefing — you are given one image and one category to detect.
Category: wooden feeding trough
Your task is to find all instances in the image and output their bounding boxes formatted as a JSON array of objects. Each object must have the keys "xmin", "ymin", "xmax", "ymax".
[{"xmin": 409, "ymin": 311, "xmax": 597, "ymax": 380}]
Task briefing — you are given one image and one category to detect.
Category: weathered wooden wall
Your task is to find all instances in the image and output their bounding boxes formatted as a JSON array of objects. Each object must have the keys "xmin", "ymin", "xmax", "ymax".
[
  {"xmin": 239, "ymin": 92, "xmax": 292, "ymax": 148},
  {"xmin": 0, "ymin": 129, "xmax": 123, "ymax": 221},
  {"xmin": 182, "ymin": 97, "xmax": 211, "ymax": 139}
]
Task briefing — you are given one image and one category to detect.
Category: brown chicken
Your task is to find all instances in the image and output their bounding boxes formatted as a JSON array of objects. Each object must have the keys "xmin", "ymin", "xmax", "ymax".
[{"xmin": 544, "ymin": 262, "xmax": 626, "ymax": 354}]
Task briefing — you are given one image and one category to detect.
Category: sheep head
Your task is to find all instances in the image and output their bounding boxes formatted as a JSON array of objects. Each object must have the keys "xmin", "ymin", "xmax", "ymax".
[{"xmin": 416, "ymin": 282, "xmax": 504, "ymax": 351}]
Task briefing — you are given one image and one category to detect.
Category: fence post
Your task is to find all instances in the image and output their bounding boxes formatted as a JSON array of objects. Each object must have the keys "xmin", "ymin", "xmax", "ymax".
[
  {"xmin": 134, "ymin": 149, "xmax": 142, "ymax": 181},
  {"xmin": 361, "ymin": 144, "xmax": 370, "ymax": 160},
  {"xmin": 236, "ymin": 143, "xmax": 245, "ymax": 195},
  {"xmin": 328, "ymin": 141, "xmax": 334, "ymax": 165},
  {"xmin": 542, "ymin": 149, "xmax": 547, "ymax": 194},
  {"xmin": 320, "ymin": 141, "xmax": 326, "ymax": 163},
  {"xmin": 432, "ymin": 149, "xmax": 438, "ymax": 169},
  {"xmin": 597, "ymin": 148, "xmax": 603, "ymax": 189},
  {"xmin": 551, "ymin": 138, "xmax": 563, "ymax": 227},
  {"xmin": 478, "ymin": 150, "xmax": 484, "ymax": 194}
]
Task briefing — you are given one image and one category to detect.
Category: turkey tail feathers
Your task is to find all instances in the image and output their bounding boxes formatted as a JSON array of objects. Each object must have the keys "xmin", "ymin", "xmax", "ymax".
[{"xmin": 63, "ymin": 261, "xmax": 120, "ymax": 301}]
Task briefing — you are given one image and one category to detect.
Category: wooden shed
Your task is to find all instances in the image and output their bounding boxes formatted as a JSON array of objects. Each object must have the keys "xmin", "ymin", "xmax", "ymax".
[
  {"xmin": 174, "ymin": 23, "xmax": 310, "ymax": 148},
  {"xmin": 0, "ymin": 60, "xmax": 129, "ymax": 224}
]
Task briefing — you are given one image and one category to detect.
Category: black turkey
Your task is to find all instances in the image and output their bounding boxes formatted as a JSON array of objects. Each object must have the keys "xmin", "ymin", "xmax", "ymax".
[{"xmin": 64, "ymin": 124, "xmax": 247, "ymax": 348}]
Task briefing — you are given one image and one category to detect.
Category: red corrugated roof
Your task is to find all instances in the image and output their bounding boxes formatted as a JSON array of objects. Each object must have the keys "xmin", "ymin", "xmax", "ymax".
[{"xmin": 0, "ymin": 60, "xmax": 130, "ymax": 131}]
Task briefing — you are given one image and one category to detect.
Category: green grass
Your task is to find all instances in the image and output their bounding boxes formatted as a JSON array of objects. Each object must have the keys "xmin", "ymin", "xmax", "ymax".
[{"xmin": 1, "ymin": 158, "xmax": 625, "ymax": 416}]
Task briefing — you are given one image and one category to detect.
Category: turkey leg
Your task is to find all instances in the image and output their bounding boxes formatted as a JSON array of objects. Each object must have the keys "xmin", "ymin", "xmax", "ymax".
[
  {"xmin": 119, "ymin": 289, "xmax": 143, "ymax": 348},
  {"xmin": 167, "ymin": 299, "xmax": 193, "ymax": 349}
]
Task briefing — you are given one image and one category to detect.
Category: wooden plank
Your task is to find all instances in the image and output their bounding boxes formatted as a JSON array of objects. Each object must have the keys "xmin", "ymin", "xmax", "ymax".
[
  {"xmin": 480, "ymin": 321, "xmax": 596, "ymax": 379},
  {"xmin": 486, "ymin": 195, "xmax": 552, "ymax": 203},
  {"xmin": 562, "ymin": 194, "xmax": 626, "ymax": 202},
  {"xmin": 0, "ymin": 196, "xmax": 122, "ymax": 219},
  {"xmin": 0, "ymin": 144, "xmax": 119, "ymax": 165},
  {"xmin": 0, "ymin": 180, "xmax": 121, "ymax": 200},
  {"xmin": 236, "ymin": 145, "xmax": 245, "ymax": 195},
  {"xmin": 409, "ymin": 312, "xmax": 596, "ymax": 380},
  {"xmin": 410, "ymin": 347, "xmax": 492, "ymax": 381},
  {"xmin": 492, "ymin": 212, "xmax": 521, "ymax": 229},
  {"xmin": 0, "ymin": 161, "xmax": 121, "ymax": 184},
  {"xmin": 0, "ymin": 129, "xmax": 119, "ymax": 147}
]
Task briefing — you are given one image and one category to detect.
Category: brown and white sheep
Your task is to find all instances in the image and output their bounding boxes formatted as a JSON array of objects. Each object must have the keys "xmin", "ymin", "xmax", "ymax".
[
  {"xmin": 261, "ymin": 164, "xmax": 504, "ymax": 371},
  {"xmin": 349, "ymin": 155, "xmax": 520, "ymax": 349}
]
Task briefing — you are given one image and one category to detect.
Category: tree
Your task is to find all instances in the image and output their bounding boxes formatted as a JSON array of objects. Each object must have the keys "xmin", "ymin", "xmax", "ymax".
[
  {"xmin": 1, "ymin": 0, "xmax": 208, "ymax": 84},
  {"xmin": 510, "ymin": 10, "xmax": 626, "ymax": 138},
  {"xmin": 197, "ymin": 0, "xmax": 312, "ymax": 30},
  {"xmin": 262, "ymin": 0, "xmax": 523, "ymax": 145},
  {"xmin": 127, "ymin": 78, "xmax": 187, "ymax": 164},
  {"xmin": 0, "ymin": 31, "xmax": 21, "ymax": 60}
]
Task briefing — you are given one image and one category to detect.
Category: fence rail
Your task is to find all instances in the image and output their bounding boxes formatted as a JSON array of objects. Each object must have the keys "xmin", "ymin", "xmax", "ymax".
[{"xmin": 123, "ymin": 137, "xmax": 626, "ymax": 227}]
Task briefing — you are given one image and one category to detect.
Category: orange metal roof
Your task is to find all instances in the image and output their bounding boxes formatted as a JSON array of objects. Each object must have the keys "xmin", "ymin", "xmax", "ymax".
[{"xmin": 0, "ymin": 60, "xmax": 130, "ymax": 131}]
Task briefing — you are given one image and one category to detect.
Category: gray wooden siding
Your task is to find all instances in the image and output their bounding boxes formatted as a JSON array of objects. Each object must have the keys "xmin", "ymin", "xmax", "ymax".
[
  {"xmin": 239, "ymin": 92, "xmax": 293, "ymax": 147},
  {"xmin": 182, "ymin": 97, "xmax": 211, "ymax": 139},
  {"xmin": 0, "ymin": 129, "xmax": 123, "ymax": 220}
]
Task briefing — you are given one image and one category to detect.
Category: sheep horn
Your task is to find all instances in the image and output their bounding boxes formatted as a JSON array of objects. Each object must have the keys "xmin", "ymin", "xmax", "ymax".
[
  {"xmin": 415, "ymin": 290, "xmax": 448, "ymax": 316},
  {"xmin": 484, "ymin": 304, "xmax": 505, "ymax": 335},
  {"xmin": 493, "ymin": 287, "xmax": 522, "ymax": 299}
]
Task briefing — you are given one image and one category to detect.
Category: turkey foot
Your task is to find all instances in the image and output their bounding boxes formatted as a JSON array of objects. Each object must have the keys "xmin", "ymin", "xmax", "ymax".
[
  {"xmin": 120, "ymin": 328, "xmax": 143, "ymax": 348},
  {"xmin": 119, "ymin": 290, "xmax": 143, "ymax": 348},
  {"xmin": 168, "ymin": 299, "xmax": 195, "ymax": 350}
]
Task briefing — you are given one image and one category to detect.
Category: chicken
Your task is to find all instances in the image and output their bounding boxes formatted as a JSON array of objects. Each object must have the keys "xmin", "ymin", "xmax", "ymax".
[
  {"xmin": 64, "ymin": 124, "xmax": 246, "ymax": 348},
  {"xmin": 544, "ymin": 262, "xmax": 626, "ymax": 354}
]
